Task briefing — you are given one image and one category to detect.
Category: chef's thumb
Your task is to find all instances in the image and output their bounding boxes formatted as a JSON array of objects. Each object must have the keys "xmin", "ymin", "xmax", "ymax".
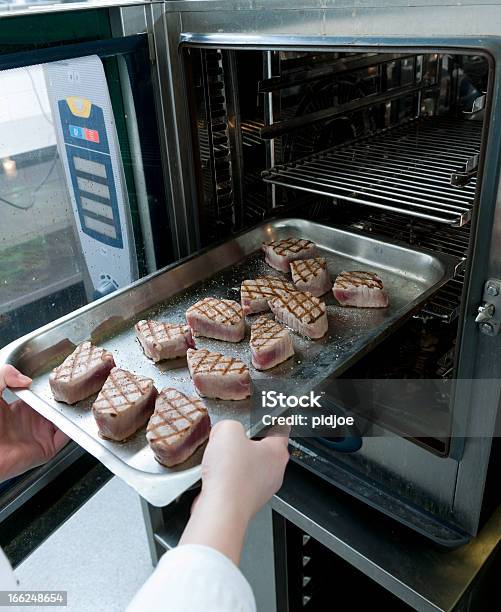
[
  {"xmin": 262, "ymin": 423, "xmax": 291, "ymax": 442},
  {"xmin": 0, "ymin": 365, "xmax": 32, "ymax": 393},
  {"xmin": 260, "ymin": 427, "xmax": 290, "ymax": 457}
]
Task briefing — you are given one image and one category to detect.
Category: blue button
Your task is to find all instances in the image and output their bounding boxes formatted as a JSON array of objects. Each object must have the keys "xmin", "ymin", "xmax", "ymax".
[{"xmin": 69, "ymin": 125, "xmax": 84, "ymax": 139}]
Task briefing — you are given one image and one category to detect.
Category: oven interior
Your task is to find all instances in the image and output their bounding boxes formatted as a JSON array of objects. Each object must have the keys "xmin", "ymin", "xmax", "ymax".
[{"xmin": 183, "ymin": 47, "xmax": 490, "ymax": 457}]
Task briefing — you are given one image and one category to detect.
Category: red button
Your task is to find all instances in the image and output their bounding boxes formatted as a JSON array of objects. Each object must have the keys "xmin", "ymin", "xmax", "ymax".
[{"xmin": 84, "ymin": 129, "xmax": 100, "ymax": 143}]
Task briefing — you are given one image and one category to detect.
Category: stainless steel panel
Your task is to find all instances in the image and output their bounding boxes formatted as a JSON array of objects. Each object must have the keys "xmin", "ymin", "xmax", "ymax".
[
  {"xmin": 154, "ymin": 0, "xmax": 501, "ymax": 532},
  {"xmin": 0, "ymin": 219, "xmax": 460, "ymax": 507},
  {"xmin": 146, "ymin": 3, "xmax": 201, "ymax": 259},
  {"xmin": 164, "ymin": 1, "xmax": 501, "ymax": 38},
  {"xmin": 0, "ymin": 442, "xmax": 84, "ymax": 524},
  {"xmin": 272, "ymin": 462, "xmax": 501, "ymax": 612}
]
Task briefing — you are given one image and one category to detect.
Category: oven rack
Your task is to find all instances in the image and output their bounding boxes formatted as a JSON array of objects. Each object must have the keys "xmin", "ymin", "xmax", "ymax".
[
  {"xmin": 338, "ymin": 209, "xmax": 469, "ymax": 323},
  {"xmin": 419, "ymin": 274, "xmax": 464, "ymax": 323},
  {"xmin": 262, "ymin": 117, "xmax": 482, "ymax": 227}
]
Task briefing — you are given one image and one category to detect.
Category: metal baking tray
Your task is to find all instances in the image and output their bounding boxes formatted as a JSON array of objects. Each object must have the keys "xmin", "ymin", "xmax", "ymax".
[{"xmin": 0, "ymin": 219, "xmax": 462, "ymax": 507}]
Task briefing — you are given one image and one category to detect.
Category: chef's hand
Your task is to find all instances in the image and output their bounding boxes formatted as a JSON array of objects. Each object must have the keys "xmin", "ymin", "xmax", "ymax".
[
  {"xmin": 179, "ymin": 420, "xmax": 289, "ymax": 564},
  {"xmin": 0, "ymin": 365, "xmax": 69, "ymax": 483},
  {"xmin": 200, "ymin": 420, "xmax": 289, "ymax": 520},
  {"xmin": 0, "ymin": 364, "xmax": 32, "ymax": 394}
]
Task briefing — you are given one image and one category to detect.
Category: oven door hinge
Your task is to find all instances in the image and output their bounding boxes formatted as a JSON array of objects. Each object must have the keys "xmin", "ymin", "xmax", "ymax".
[{"xmin": 476, "ymin": 279, "xmax": 501, "ymax": 335}]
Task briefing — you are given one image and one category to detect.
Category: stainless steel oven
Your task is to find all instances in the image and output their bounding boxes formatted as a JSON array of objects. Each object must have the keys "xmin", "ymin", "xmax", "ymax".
[
  {"xmin": 1, "ymin": 2, "xmax": 501, "ymax": 609},
  {"xmin": 142, "ymin": 0, "xmax": 501, "ymax": 546}
]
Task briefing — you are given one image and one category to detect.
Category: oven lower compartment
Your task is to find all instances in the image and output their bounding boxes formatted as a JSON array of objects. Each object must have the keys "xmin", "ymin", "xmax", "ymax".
[
  {"xmin": 272, "ymin": 463, "xmax": 501, "ymax": 612},
  {"xmin": 290, "ymin": 439, "xmax": 470, "ymax": 547}
]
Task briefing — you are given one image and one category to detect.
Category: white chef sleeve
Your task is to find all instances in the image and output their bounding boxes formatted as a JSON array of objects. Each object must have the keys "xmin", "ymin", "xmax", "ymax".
[
  {"xmin": 0, "ymin": 548, "xmax": 18, "ymax": 591},
  {"xmin": 126, "ymin": 544, "xmax": 256, "ymax": 612}
]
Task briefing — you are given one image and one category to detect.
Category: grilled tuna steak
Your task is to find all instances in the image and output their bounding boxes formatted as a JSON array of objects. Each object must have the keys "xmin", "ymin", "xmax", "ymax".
[
  {"xmin": 186, "ymin": 297, "xmax": 245, "ymax": 342},
  {"xmin": 333, "ymin": 271, "xmax": 389, "ymax": 308},
  {"xmin": 92, "ymin": 368, "xmax": 157, "ymax": 441},
  {"xmin": 49, "ymin": 341, "xmax": 115, "ymax": 404},
  {"xmin": 135, "ymin": 320, "xmax": 195, "ymax": 362},
  {"xmin": 147, "ymin": 388, "xmax": 211, "ymax": 467},
  {"xmin": 290, "ymin": 257, "xmax": 332, "ymax": 297},
  {"xmin": 269, "ymin": 290, "xmax": 328, "ymax": 339},
  {"xmin": 187, "ymin": 348, "xmax": 251, "ymax": 400},
  {"xmin": 241, "ymin": 276, "xmax": 295, "ymax": 315},
  {"xmin": 262, "ymin": 237, "xmax": 316, "ymax": 272},
  {"xmin": 250, "ymin": 316, "xmax": 294, "ymax": 370}
]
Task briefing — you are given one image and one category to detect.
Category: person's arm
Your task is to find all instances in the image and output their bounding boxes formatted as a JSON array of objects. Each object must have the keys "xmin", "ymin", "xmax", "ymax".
[
  {"xmin": 127, "ymin": 420, "xmax": 289, "ymax": 612},
  {"xmin": 180, "ymin": 420, "xmax": 289, "ymax": 564}
]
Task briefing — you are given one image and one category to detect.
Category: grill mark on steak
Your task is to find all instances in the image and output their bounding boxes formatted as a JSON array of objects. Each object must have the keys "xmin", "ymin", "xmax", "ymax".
[
  {"xmin": 51, "ymin": 342, "xmax": 112, "ymax": 384},
  {"xmin": 94, "ymin": 368, "xmax": 148, "ymax": 416},
  {"xmin": 187, "ymin": 348, "xmax": 248, "ymax": 375},
  {"xmin": 186, "ymin": 297, "xmax": 243, "ymax": 326},
  {"xmin": 241, "ymin": 277, "xmax": 295, "ymax": 301},
  {"xmin": 263, "ymin": 237, "xmax": 314, "ymax": 255},
  {"xmin": 291, "ymin": 258, "xmax": 327, "ymax": 283},
  {"xmin": 92, "ymin": 368, "xmax": 157, "ymax": 441},
  {"xmin": 241, "ymin": 276, "xmax": 296, "ymax": 315},
  {"xmin": 135, "ymin": 319, "xmax": 194, "ymax": 361},
  {"xmin": 136, "ymin": 320, "xmax": 191, "ymax": 343},
  {"xmin": 146, "ymin": 387, "xmax": 211, "ymax": 466},
  {"xmin": 50, "ymin": 341, "xmax": 115, "ymax": 404},
  {"xmin": 147, "ymin": 389, "xmax": 207, "ymax": 442},
  {"xmin": 240, "ymin": 276, "xmax": 296, "ymax": 300},
  {"xmin": 334, "ymin": 271, "xmax": 384, "ymax": 290},
  {"xmin": 250, "ymin": 316, "xmax": 289, "ymax": 348},
  {"xmin": 270, "ymin": 290, "xmax": 326, "ymax": 324}
]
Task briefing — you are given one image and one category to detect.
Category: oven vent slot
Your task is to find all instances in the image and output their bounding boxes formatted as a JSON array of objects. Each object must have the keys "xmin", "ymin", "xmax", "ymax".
[{"xmin": 263, "ymin": 116, "xmax": 482, "ymax": 227}]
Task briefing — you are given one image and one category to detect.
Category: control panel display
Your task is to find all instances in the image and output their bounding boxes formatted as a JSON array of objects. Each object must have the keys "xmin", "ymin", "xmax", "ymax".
[
  {"xmin": 73, "ymin": 156, "xmax": 107, "ymax": 178},
  {"xmin": 58, "ymin": 96, "xmax": 123, "ymax": 248},
  {"xmin": 80, "ymin": 196, "xmax": 113, "ymax": 219},
  {"xmin": 45, "ymin": 55, "xmax": 137, "ymax": 300},
  {"xmin": 76, "ymin": 176, "xmax": 110, "ymax": 199}
]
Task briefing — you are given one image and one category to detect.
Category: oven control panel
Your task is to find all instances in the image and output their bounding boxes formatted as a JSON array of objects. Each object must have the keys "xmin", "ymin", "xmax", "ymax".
[
  {"xmin": 44, "ymin": 56, "xmax": 137, "ymax": 299},
  {"xmin": 60, "ymin": 96, "xmax": 123, "ymax": 249}
]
